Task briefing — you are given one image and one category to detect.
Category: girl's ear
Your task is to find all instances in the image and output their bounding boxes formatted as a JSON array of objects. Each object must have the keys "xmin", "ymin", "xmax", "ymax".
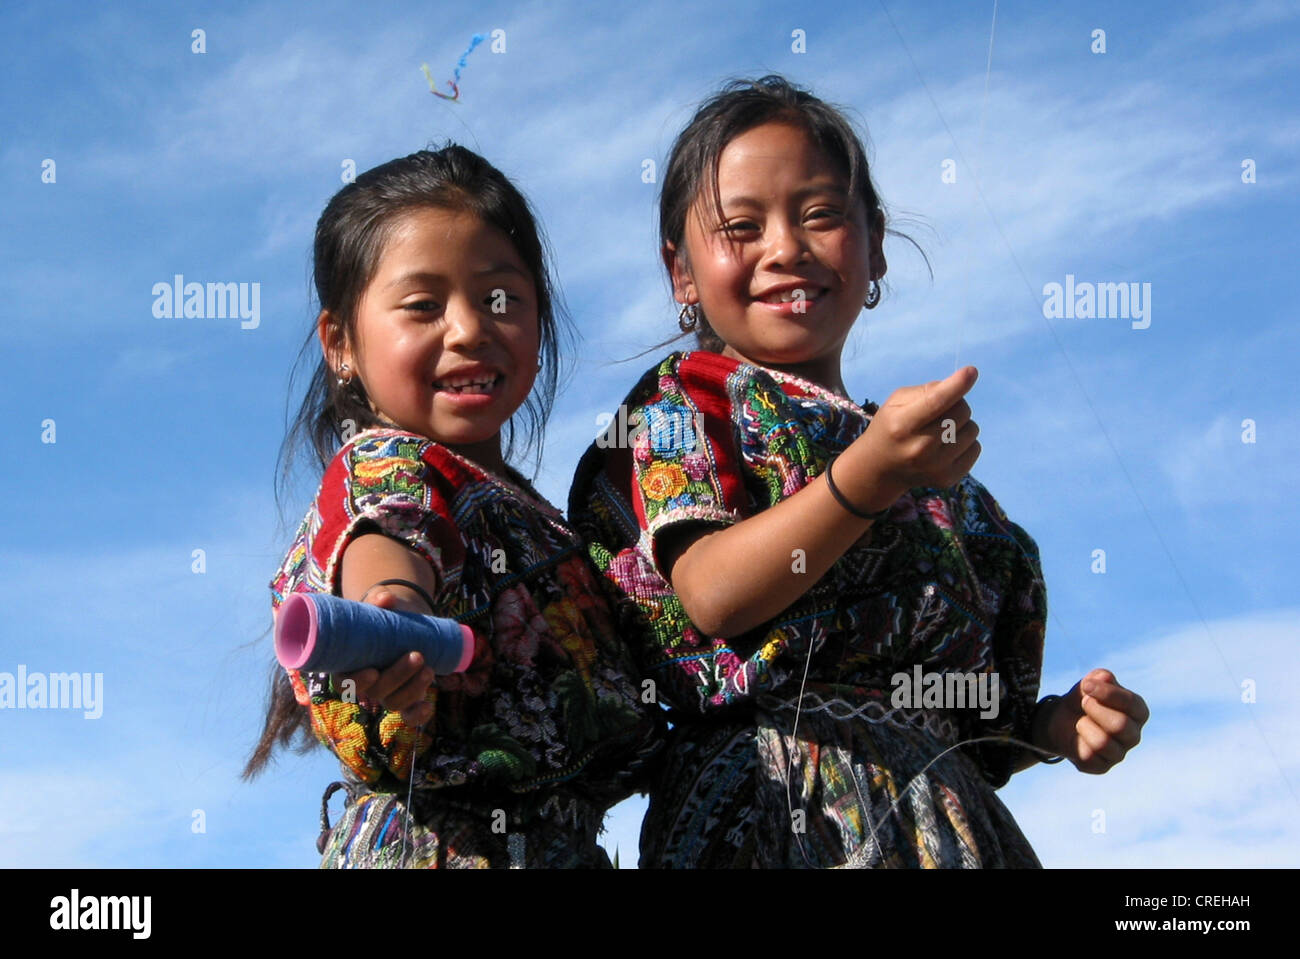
[
  {"xmin": 663, "ymin": 241, "xmax": 697, "ymax": 304},
  {"xmin": 869, "ymin": 209, "xmax": 888, "ymax": 282},
  {"xmin": 317, "ymin": 309, "xmax": 353, "ymax": 373}
]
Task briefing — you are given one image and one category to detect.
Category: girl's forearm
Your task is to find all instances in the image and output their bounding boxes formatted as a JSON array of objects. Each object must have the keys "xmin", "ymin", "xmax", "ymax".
[{"xmin": 665, "ymin": 439, "xmax": 901, "ymax": 638}]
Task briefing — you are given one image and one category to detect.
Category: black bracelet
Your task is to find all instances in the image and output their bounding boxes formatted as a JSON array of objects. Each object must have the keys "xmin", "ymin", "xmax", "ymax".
[
  {"xmin": 1033, "ymin": 694, "xmax": 1066, "ymax": 763},
  {"xmin": 364, "ymin": 578, "xmax": 438, "ymax": 614},
  {"xmin": 824, "ymin": 455, "xmax": 893, "ymax": 522}
]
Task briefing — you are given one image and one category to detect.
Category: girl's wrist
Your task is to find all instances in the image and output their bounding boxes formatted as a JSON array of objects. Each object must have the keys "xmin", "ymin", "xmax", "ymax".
[
  {"xmin": 1031, "ymin": 694, "xmax": 1067, "ymax": 763},
  {"xmin": 824, "ymin": 456, "xmax": 893, "ymax": 521},
  {"xmin": 831, "ymin": 441, "xmax": 904, "ymax": 516}
]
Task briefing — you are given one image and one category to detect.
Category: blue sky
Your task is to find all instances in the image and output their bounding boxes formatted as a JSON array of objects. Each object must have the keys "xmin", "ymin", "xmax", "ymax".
[{"xmin": 1, "ymin": 0, "xmax": 1297, "ymax": 868}]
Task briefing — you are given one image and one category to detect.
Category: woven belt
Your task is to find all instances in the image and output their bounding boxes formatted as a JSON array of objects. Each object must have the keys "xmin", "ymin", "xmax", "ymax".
[{"xmin": 755, "ymin": 689, "xmax": 963, "ymax": 747}]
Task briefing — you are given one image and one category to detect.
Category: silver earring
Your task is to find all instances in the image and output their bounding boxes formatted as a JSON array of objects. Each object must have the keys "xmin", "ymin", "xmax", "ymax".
[
  {"xmin": 678, "ymin": 302, "xmax": 701, "ymax": 332},
  {"xmin": 864, "ymin": 280, "xmax": 881, "ymax": 310},
  {"xmin": 336, "ymin": 363, "xmax": 351, "ymax": 387}
]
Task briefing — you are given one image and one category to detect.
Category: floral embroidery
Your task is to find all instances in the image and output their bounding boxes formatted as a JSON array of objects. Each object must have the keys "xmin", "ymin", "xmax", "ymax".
[
  {"xmin": 639, "ymin": 461, "xmax": 688, "ymax": 502},
  {"xmin": 271, "ymin": 428, "xmax": 661, "ymax": 868},
  {"xmin": 569, "ymin": 351, "xmax": 1049, "ymax": 868}
]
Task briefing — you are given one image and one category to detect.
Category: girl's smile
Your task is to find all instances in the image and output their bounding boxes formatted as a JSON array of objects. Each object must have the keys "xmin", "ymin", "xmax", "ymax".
[
  {"xmin": 666, "ymin": 121, "xmax": 886, "ymax": 392},
  {"xmin": 432, "ymin": 363, "xmax": 505, "ymax": 404}
]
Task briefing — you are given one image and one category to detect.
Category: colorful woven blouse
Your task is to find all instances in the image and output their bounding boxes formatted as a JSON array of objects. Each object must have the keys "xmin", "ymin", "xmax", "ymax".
[
  {"xmin": 271, "ymin": 428, "xmax": 659, "ymax": 868},
  {"xmin": 568, "ymin": 351, "xmax": 1049, "ymax": 867}
]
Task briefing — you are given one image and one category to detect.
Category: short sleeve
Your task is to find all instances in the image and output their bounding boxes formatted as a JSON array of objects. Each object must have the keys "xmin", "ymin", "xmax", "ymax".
[
  {"xmin": 286, "ymin": 430, "xmax": 468, "ymax": 787},
  {"xmin": 963, "ymin": 505, "xmax": 1048, "ymax": 788},
  {"xmin": 627, "ymin": 352, "xmax": 799, "ymax": 577},
  {"xmin": 571, "ymin": 352, "xmax": 853, "ymax": 714},
  {"xmin": 316, "ymin": 431, "xmax": 464, "ymax": 599}
]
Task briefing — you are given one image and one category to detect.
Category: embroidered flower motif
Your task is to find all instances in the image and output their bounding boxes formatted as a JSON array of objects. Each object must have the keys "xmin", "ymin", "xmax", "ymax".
[
  {"xmin": 608, "ymin": 549, "xmax": 667, "ymax": 600},
  {"xmin": 555, "ymin": 555, "xmax": 601, "ymax": 616},
  {"xmin": 270, "ymin": 429, "xmax": 656, "ymax": 832},
  {"xmin": 633, "ymin": 430, "xmax": 653, "ymax": 464},
  {"xmin": 543, "ymin": 596, "xmax": 597, "ymax": 688},
  {"xmin": 890, "ymin": 492, "xmax": 919, "ymax": 524},
  {"xmin": 641, "ymin": 462, "xmax": 688, "ymax": 502},
  {"xmin": 492, "ymin": 584, "xmax": 540, "ymax": 666},
  {"xmin": 919, "ymin": 494, "xmax": 954, "ymax": 530},
  {"xmin": 380, "ymin": 699, "xmax": 435, "ymax": 773},
  {"xmin": 311, "ymin": 699, "xmax": 378, "ymax": 784},
  {"xmin": 682, "ymin": 452, "xmax": 710, "ymax": 481}
]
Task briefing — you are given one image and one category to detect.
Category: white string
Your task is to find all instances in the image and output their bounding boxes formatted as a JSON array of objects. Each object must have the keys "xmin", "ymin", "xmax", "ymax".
[
  {"xmin": 956, "ymin": 0, "xmax": 998, "ymax": 375},
  {"xmin": 775, "ymin": 679, "xmax": 1061, "ymax": 865},
  {"xmin": 875, "ymin": 0, "xmax": 1299, "ymax": 815},
  {"xmin": 398, "ymin": 719, "xmax": 422, "ymax": 868},
  {"xmin": 779, "ymin": 0, "xmax": 1010, "ymax": 871},
  {"xmin": 784, "ymin": 620, "xmax": 839, "ymax": 867},
  {"xmin": 848, "ymin": 733, "xmax": 1060, "ymax": 868}
]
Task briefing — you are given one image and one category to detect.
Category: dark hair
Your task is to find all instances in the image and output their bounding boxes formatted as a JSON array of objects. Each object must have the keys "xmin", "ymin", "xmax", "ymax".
[
  {"xmin": 243, "ymin": 143, "xmax": 572, "ymax": 780},
  {"xmin": 658, "ymin": 74, "xmax": 929, "ymax": 352}
]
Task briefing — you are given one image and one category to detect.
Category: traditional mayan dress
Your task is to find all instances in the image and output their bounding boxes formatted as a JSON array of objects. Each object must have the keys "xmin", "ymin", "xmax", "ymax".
[
  {"xmin": 568, "ymin": 351, "xmax": 1047, "ymax": 868},
  {"xmin": 270, "ymin": 427, "xmax": 660, "ymax": 868}
]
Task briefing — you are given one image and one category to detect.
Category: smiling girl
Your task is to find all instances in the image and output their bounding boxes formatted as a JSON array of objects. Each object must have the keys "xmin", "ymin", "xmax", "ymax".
[
  {"xmin": 244, "ymin": 145, "xmax": 657, "ymax": 868},
  {"xmin": 570, "ymin": 76, "xmax": 1148, "ymax": 868}
]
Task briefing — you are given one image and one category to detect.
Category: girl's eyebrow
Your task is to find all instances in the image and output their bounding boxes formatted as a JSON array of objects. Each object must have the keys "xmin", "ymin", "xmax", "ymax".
[
  {"xmin": 721, "ymin": 183, "xmax": 850, "ymax": 209},
  {"xmin": 474, "ymin": 263, "xmax": 530, "ymax": 279},
  {"xmin": 383, "ymin": 264, "xmax": 528, "ymax": 290}
]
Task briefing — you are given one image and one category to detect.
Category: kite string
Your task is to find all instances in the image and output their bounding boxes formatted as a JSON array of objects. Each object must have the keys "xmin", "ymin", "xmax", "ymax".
[
  {"xmin": 854, "ymin": 733, "xmax": 1060, "ymax": 865},
  {"xmin": 398, "ymin": 718, "xmax": 423, "ymax": 868},
  {"xmin": 781, "ymin": 0, "xmax": 1012, "ymax": 870},
  {"xmin": 956, "ymin": 0, "xmax": 998, "ymax": 375},
  {"xmin": 879, "ymin": 0, "xmax": 1299, "ymax": 821}
]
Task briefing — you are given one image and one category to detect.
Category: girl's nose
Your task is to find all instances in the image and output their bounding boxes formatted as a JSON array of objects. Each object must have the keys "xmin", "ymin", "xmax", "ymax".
[
  {"xmin": 760, "ymin": 219, "xmax": 811, "ymax": 270},
  {"xmin": 442, "ymin": 294, "xmax": 491, "ymax": 348}
]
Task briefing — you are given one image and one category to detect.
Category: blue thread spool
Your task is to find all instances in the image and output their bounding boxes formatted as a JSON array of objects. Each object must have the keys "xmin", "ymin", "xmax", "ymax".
[{"xmin": 275, "ymin": 592, "xmax": 475, "ymax": 675}]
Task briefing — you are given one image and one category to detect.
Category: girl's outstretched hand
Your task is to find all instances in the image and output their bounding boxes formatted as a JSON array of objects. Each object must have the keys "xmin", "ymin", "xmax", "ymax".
[
  {"xmin": 1043, "ymin": 669, "xmax": 1149, "ymax": 773},
  {"xmin": 332, "ymin": 585, "xmax": 436, "ymax": 727}
]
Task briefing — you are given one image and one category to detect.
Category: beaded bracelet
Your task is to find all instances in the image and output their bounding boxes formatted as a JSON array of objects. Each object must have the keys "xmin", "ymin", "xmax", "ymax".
[
  {"xmin": 824, "ymin": 455, "xmax": 893, "ymax": 523},
  {"xmin": 1034, "ymin": 693, "xmax": 1066, "ymax": 763}
]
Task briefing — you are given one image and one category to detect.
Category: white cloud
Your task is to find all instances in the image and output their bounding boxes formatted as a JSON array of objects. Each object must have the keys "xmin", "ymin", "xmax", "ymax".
[
  {"xmin": 4, "ymin": 0, "xmax": 1298, "ymax": 871},
  {"xmin": 1159, "ymin": 410, "xmax": 1298, "ymax": 514},
  {"xmin": 1005, "ymin": 607, "xmax": 1300, "ymax": 866}
]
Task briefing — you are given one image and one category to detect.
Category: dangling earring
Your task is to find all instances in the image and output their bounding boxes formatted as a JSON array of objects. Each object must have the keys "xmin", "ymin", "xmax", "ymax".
[
  {"xmin": 537, "ymin": 352, "xmax": 543, "ymax": 371},
  {"xmin": 678, "ymin": 302, "xmax": 700, "ymax": 332},
  {"xmin": 864, "ymin": 280, "xmax": 881, "ymax": 310},
  {"xmin": 336, "ymin": 363, "xmax": 351, "ymax": 387}
]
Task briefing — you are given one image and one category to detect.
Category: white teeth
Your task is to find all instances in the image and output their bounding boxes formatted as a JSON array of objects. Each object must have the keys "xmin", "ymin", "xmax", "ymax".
[
  {"xmin": 761, "ymin": 288, "xmax": 823, "ymax": 304},
  {"xmin": 435, "ymin": 374, "xmax": 499, "ymax": 392}
]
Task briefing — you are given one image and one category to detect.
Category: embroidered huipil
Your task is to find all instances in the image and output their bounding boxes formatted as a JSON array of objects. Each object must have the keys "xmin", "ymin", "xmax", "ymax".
[
  {"xmin": 569, "ymin": 351, "xmax": 1047, "ymax": 868},
  {"xmin": 271, "ymin": 428, "xmax": 659, "ymax": 868}
]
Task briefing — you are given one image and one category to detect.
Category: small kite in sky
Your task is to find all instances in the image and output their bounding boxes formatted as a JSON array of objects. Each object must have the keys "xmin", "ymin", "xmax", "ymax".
[{"xmin": 421, "ymin": 34, "xmax": 486, "ymax": 102}]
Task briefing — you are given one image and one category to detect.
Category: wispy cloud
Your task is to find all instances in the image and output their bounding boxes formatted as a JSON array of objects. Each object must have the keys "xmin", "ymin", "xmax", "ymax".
[
  {"xmin": 1001, "ymin": 608, "xmax": 1300, "ymax": 866},
  {"xmin": 2, "ymin": 0, "xmax": 1297, "ymax": 870}
]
